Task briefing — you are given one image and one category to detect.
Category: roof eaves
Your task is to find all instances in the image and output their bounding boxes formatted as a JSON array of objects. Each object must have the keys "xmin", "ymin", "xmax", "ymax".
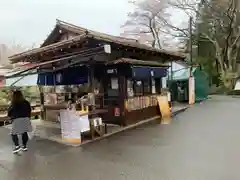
[
  {"xmin": 86, "ymin": 33, "xmax": 186, "ymax": 59},
  {"xmin": 57, "ymin": 19, "xmax": 139, "ymax": 43},
  {"xmin": 106, "ymin": 58, "xmax": 169, "ymax": 67},
  {"xmin": 9, "ymin": 33, "xmax": 88, "ymax": 63},
  {"xmin": 9, "ymin": 23, "xmax": 186, "ymax": 63}
]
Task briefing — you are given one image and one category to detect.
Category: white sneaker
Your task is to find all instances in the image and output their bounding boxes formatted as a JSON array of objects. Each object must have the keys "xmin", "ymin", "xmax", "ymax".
[
  {"xmin": 22, "ymin": 146, "xmax": 28, "ymax": 151},
  {"xmin": 13, "ymin": 146, "xmax": 21, "ymax": 153}
]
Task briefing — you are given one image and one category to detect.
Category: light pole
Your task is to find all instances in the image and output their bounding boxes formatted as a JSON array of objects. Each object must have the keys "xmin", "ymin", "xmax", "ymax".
[
  {"xmin": 189, "ymin": 16, "xmax": 193, "ymax": 77},
  {"xmin": 188, "ymin": 16, "xmax": 195, "ymax": 105}
]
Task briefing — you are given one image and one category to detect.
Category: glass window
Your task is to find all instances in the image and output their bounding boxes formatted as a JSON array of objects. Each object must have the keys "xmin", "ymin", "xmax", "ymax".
[
  {"xmin": 133, "ymin": 80, "xmax": 143, "ymax": 96},
  {"xmin": 104, "ymin": 77, "xmax": 119, "ymax": 106},
  {"xmin": 151, "ymin": 78, "xmax": 156, "ymax": 94},
  {"xmin": 127, "ymin": 79, "xmax": 134, "ymax": 97},
  {"xmin": 143, "ymin": 79, "xmax": 151, "ymax": 95},
  {"xmin": 111, "ymin": 78, "xmax": 119, "ymax": 90},
  {"xmin": 155, "ymin": 78, "xmax": 162, "ymax": 94},
  {"xmin": 162, "ymin": 77, "xmax": 167, "ymax": 88},
  {"xmin": 106, "ymin": 77, "xmax": 119, "ymax": 97}
]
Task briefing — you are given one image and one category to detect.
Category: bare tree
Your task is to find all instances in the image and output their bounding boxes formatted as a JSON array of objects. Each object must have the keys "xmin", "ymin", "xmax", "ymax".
[
  {"xmin": 0, "ymin": 43, "xmax": 27, "ymax": 66},
  {"xmin": 170, "ymin": 0, "xmax": 240, "ymax": 88},
  {"xmin": 121, "ymin": 0, "xmax": 171, "ymax": 48},
  {"xmin": 123, "ymin": 0, "xmax": 240, "ymax": 88}
]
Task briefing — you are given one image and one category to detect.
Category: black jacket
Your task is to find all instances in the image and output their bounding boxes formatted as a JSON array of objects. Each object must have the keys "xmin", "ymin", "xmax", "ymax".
[{"xmin": 7, "ymin": 100, "xmax": 32, "ymax": 120}]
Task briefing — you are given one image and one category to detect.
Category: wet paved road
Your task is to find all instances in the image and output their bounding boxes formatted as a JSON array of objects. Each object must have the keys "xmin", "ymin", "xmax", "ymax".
[{"xmin": 1, "ymin": 95, "xmax": 240, "ymax": 180}]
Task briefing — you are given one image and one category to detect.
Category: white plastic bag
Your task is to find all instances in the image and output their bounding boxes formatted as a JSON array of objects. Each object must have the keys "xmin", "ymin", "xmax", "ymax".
[
  {"xmin": 28, "ymin": 122, "xmax": 37, "ymax": 140},
  {"xmin": 28, "ymin": 131, "xmax": 34, "ymax": 140}
]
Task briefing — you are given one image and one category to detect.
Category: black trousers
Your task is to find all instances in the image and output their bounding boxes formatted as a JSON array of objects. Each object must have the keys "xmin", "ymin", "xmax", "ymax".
[{"xmin": 11, "ymin": 132, "xmax": 29, "ymax": 147}]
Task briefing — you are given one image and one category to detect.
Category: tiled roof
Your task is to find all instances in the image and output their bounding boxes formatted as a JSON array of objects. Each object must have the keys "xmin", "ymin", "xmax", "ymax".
[{"xmin": 9, "ymin": 19, "xmax": 186, "ymax": 63}]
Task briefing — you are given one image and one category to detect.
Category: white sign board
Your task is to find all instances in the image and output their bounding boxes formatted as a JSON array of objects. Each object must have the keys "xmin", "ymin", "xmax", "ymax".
[
  {"xmin": 60, "ymin": 110, "xmax": 81, "ymax": 142},
  {"xmin": 79, "ymin": 115, "xmax": 90, "ymax": 133},
  {"xmin": 234, "ymin": 79, "xmax": 240, "ymax": 90},
  {"xmin": 151, "ymin": 78, "xmax": 156, "ymax": 94},
  {"xmin": 162, "ymin": 77, "xmax": 167, "ymax": 88},
  {"xmin": 104, "ymin": 44, "xmax": 111, "ymax": 54},
  {"xmin": 111, "ymin": 78, "xmax": 119, "ymax": 89}
]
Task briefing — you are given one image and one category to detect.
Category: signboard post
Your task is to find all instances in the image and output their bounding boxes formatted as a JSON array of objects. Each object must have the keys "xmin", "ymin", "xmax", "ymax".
[{"xmin": 188, "ymin": 77, "xmax": 195, "ymax": 105}]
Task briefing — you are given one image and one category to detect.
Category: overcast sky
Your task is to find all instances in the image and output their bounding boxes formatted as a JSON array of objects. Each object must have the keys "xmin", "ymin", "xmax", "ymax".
[
  {"xmin": 0, "ymin": 0, "xmax": 134, "ymax": 47},
  {"xmin": 0, "ymin": 0, "xmax": 186, "ymax": 48}
]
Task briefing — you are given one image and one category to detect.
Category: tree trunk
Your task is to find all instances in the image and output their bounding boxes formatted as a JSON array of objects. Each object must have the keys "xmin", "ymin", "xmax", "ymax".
[
  {"xmin": 220, "ymin": 68, "xmax": 236, "ymax": 89},
  {"xmin": 149, "ymin": 18, "xmax": 161, "ymax": 49}
]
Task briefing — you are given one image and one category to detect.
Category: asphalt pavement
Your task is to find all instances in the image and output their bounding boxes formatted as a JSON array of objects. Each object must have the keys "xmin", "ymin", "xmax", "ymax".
[{"xmin": 1, "ymin": 95, "xmax": 240, "ymax": 180}]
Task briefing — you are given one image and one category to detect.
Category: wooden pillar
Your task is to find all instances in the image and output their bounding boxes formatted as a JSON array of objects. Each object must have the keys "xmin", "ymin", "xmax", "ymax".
[
  {"xmin": 89, "ymin": 64, "xmax": 96, "ymax": 111},
  {"xmin": 88, "ymin": 63, "xmax": 97, "ymax": 139},
  {"xmin": 119, "ymin": 75, "xmax": 127, "ymax": 126},
  {"xmin": 170, "ymin": 59, "xmax": 173, "ymax": 81},
  {"xmin": 52, "ymin": 66, "xmax": 56, "ymax": 93},
  {"xmin": 38, "ymin": 85, "xmax": 45, "ymax": 120},
  {"xmin": 99, "ymin": 78, "xmax": 104, "ymax": 109}
]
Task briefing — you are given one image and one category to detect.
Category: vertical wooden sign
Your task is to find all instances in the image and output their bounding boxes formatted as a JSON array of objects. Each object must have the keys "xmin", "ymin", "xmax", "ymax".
[{"xmin": 156, "ymin": 95, "xmax": 171, "ymax": 124}]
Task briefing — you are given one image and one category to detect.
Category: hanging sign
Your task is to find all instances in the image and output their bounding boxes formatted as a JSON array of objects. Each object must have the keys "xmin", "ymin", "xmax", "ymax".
[
  {"xmin": 56, "ymin": 73, "xmax": 62, "ymax": 83},
  {"xmin": 150, "ymin": 70, "xmax": 154, "ymax": 77},
  {"xmin": 162, "ymin": 77, "xmax": 167, "ymax": 88},
  {"xmin": 104, "ymin": 44, "xmax": 111, "ymax": 54}
]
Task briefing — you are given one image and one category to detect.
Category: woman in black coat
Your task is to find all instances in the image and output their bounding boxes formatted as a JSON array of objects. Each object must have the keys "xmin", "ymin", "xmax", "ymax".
[{"xmin": 8, "ymin": 90, "xmax": 32, "ymax": 153}]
